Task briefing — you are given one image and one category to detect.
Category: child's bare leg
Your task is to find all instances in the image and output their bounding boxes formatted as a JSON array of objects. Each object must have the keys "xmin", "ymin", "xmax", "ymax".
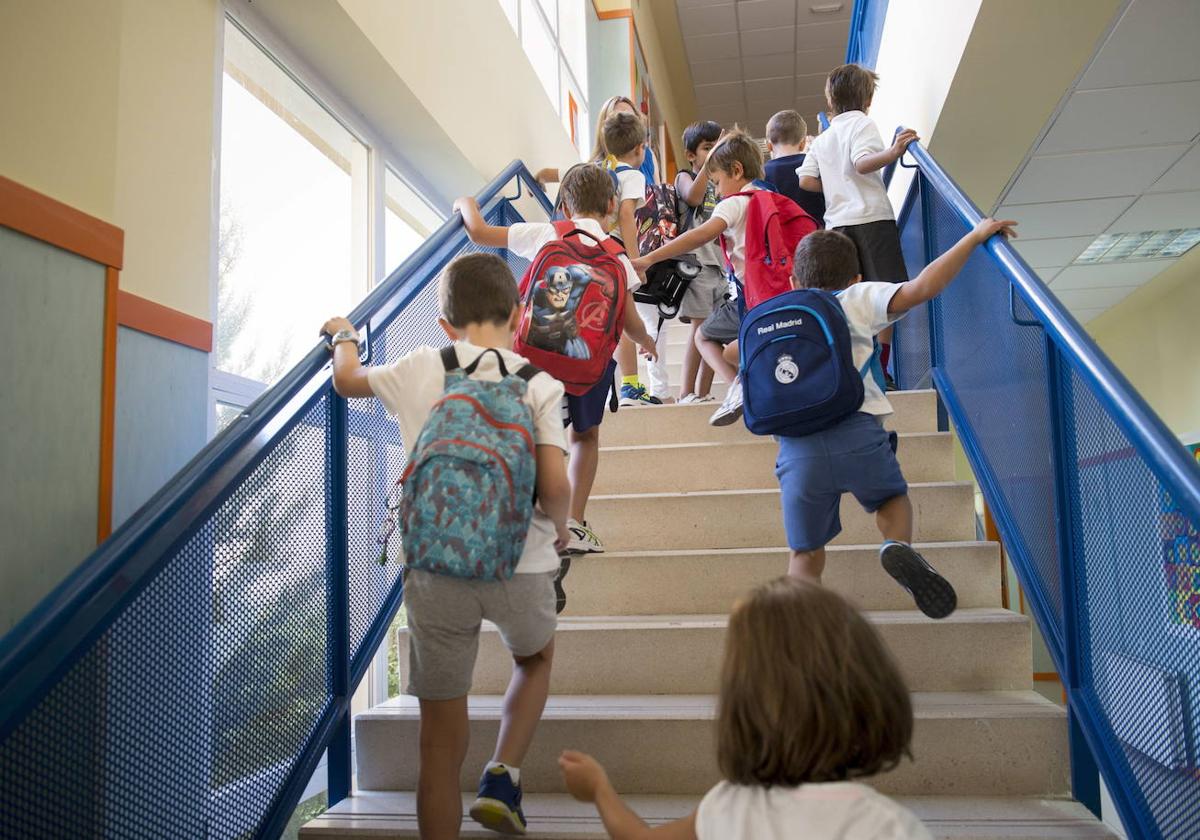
[
  {"xmin": 417, "ymin": 696, "xmax": 470, "ymax": 840},
  {"xmin": 695, "ymin": 331, "xmax": 737, "ymax": 383},
  {"xmin": 880, "ymin": 323, "xmax": 895, "ymax": 345},
  {"xmin": 616, "ymin": 334, "xmax": 638, "ymax": 378},
  {"xmin": 494, "ymin": 638, "xmax": 555, "ymax": 767},
  {"xmin": 568, "ymin": 425, "xmax": 600, "ymax": 522},
  {"xmin": 679, "ymin": 322, "xmax": 703, "ymax": 398},
  {"xmin": 721, "ymin": 340, "xmax": 739, "ymax": 371},
  {"xmin": 789, "ymin": 547, "xmax": 826, "ymax": 582},
  {"xmin": 875, "ymin": 494, "xmax": 913, "ymax": 544}
]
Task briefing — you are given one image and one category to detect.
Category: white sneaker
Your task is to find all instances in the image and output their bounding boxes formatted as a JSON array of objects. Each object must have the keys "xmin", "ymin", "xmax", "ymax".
[
  {"xmin": 708, "ymin": 376, "xmax": 744, "ymax": 427},
  {"xmin": 679, "ymin": 393, "xmax": 716, "ymax": 405},
  {"xmin": 566, "ymin": 518, "xmax": 605, "ymax": 554}
]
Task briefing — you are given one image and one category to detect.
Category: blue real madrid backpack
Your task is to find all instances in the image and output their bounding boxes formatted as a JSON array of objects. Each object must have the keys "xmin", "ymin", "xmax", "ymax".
[
  {"xmin": 393, "ymin": 346, "xmax": 540, "ymax": 580},
  {"xmin": 738, "ymin": 288, "xmax": 877, "ymax": 437}
]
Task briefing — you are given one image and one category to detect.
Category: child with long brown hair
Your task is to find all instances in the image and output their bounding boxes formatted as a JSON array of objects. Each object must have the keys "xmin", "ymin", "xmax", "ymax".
[{"xmin": 558, "ymin": 577, "xmax": 933, "ymax": 839}]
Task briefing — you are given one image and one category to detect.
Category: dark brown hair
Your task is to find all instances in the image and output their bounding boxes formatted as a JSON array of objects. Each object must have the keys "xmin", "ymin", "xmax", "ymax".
[
  {"xmin": 766, "ymin": 110, "xmax": 807, "ymax": 146},
  {"xmin": 559, "ymin": 163, "xmax": 616, "ymax": 218},
  {"xmin": 438, "ymin": 253, "xmax": 519, "ymax": 327},
  {"xmin": 792, "ymin": 229, "xmax": 862, "ymax": 291},
  {"xmin": 683, "ymin": 120, "xmax": 723, "ymax": 154},
  {"xmin": 717, "ymin": 577, "xmax": 912, "ymax": 787},
  {"xmin": 705, "ymin": 128, "xmax": 764, "ymax": 181},
  {"xmin": 826, "ymin": 63, "xmax": 879, "ymax": 115},
  {"xmin": 603, "ymin": 111, "xmax": 645, "ymax": 158}
]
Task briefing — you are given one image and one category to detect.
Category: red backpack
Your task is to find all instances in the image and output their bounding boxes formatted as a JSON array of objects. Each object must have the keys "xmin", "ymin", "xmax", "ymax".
[
  {"xmin": 514, "ymin": 221, "xmax": 628, "ymax": 396},
  {"xmin": 721, "ymin": 188, "xmax": 819, "ymax": 310}
]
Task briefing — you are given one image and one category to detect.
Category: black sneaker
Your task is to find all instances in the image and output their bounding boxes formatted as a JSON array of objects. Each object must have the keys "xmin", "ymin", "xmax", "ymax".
[
  {"xmin": 880, "ymin": 542, "xmax": 957, "ymax": 619},
  {"xmin": 553, "ymin": 554, "xmax": 571, "ymax": 615},
  {"xmin": 884, "ymin": 372, "xmax": 899, "ymax": 392}
]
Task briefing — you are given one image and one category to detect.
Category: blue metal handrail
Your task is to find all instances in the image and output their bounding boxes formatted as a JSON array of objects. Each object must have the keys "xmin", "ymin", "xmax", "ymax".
[
  {"xmin": 0, "ymin": 160, "xmax": 553, "ymax": 838},
  {"xmin": 897, "ymin": 135, "xmax": 1200, "ymax": 840}
]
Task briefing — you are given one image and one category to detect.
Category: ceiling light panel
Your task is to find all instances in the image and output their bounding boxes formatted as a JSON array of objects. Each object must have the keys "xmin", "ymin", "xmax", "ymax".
[{"xmin": 1073, "ymin": 229, "xmax": 1200, "ymax": 264}]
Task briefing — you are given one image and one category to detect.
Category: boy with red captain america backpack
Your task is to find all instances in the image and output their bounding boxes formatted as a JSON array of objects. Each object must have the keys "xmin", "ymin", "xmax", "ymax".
[
  {"xmin": 456, "ymin": 163, "xmax": 659, "ymax": 559},
  {"xmin": 634, "ymin": 129, "xmax": 819, "ymax": 427}
]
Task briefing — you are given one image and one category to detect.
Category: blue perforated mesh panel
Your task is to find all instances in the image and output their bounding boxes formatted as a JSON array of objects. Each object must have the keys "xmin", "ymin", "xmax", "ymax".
[
  {"xmin": 894, "ymin": 178, "xmax": 931, "ymax": 390},
  {"xmin": 0, "ymin": 196, "xmax": 544, "ymax": 838},
  {"xmin": 909, "ymin": 167, "xmax": 1200, "ymax": 839}
]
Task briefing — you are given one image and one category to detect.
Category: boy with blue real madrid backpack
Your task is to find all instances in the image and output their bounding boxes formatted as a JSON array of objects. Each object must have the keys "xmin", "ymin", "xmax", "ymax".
[
  {"xmin": 322, "ymin": 252, "xmax": 572, "ymax": 837},
  {"xmin": 760, "ymin": 219, "xmax": 1014, "ymax": 618}
]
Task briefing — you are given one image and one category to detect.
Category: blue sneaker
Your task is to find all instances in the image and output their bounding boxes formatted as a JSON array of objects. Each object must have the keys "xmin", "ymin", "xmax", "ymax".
[
  {"xmin": 469, "ymin": 765, "xmax": 527, "ymax": 835},
  {"xmin": 618, "ymin": 383, "xmax": 662, "ymax": 407}
]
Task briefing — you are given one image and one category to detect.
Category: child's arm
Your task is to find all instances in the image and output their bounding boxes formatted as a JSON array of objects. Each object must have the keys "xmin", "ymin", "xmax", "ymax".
[
  {"xmin": 617, "ymin": 198, "xmax": 640, "ymax": 264},
  {"xmin": 535, "ymin": 445, "xmax": 571, "ymax": 551},
  {"xmin": 855, "ymin": 128, "xmax": 919, "ymax": 175},
  {"xmin": 560, "ymin": 751, "xmax": 698, "ymax": 840},
  {"xmin": 797, "ymin": 175, "xmax": 823, "ymax": 193},
  {"xmin": 631, "ymin": 216, "xmax": 728, "ymax": 273},
  {"xmin": 535, "ymin": 167, "xmax": 560, "ymax": 186},
  {"xmin": 889, "ymin": 217, "xmax": 1017, "ymax": 314},
  {"xmin": 622, "ymin": 291, "xmax": 658, "ymax": 361},
  {"xmin": 453, "ymin": 197, "xmax": 509, "ymax": 249},
  {"xmin": 677, "ymin": 169, "xmax": 709, "ymax": 208},
  {"xmin": 322, "ymin": 317, "xmax": 375, "ymax": 398}
]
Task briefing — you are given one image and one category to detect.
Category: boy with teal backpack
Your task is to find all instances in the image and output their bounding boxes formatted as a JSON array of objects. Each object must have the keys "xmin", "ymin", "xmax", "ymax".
[{"xmin": 322, "ymin": 252, "xmax": 572, "ymax": 837}]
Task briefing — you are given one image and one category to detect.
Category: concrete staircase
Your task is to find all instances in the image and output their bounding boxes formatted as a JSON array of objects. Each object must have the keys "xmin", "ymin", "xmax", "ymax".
[{"xmin": 303, "ymin": 325, "xmax": 1116, "ymax": 839}]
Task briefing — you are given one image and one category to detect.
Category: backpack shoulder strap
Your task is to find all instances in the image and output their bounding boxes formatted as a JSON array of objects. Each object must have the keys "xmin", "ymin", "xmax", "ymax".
[
  {"xmin": 598, "ymin": 235, "xmax": 626, "ymax": 259},
  {"xmin": 515, "ymin": 363, "xmax": 543, "ymax": 383},
  {"xmin": 440, "ymin": 345, "xmax": 460, "ymax": 372},
  {"xmin": 552, "ymin": 219, "xmax": 577, "ymax": 239}
]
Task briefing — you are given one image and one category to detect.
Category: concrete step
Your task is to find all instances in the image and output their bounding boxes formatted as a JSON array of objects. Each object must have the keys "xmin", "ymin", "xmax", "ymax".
[
  {"xmin": 593, "ymin": 431, "xmax": 954, "ymax": 494},
  {"xmin": 603, "ymin": 389, "xmax": 939, "ymax": 446},
  {"xmin": 303, "ymin": 791, "xmax": 1117, "ymax": 839},
  {"xmin": 562, "ymin": 542, "xmax": 1002, "ymax": 615},
  {"xmin": 355, "ymin": 691, "xmax": 1069, "ymax": 797},
  {"xmin": 585, "ymin": 482, "xmax": 975, "ymax": 552},
  {"xmin": 396, "ymin": 608, "xmax": 1031, "ymax": 695}
]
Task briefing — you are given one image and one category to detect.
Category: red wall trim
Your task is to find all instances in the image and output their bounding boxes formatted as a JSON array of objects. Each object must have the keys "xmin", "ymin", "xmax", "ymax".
[
  {"xmin": 117, "ymin": 291, "xmax": 213, "ymax": 353},
  {"xmin": 0, "ymin": 176, "xmax": 124, "ymax": 269},
  {"xmin": 98, "ymin": 268, "xmax": 119, "ymax": 542}
]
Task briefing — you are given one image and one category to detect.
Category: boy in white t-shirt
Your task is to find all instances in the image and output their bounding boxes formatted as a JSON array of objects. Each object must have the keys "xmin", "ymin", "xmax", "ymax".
[
  {"xmin": 604, "ymin": 110, "xmax": 671, "ymax": 406},
  {"xmin": 778, "ymin": 219, "xmax": 1015, "ymax": 617},
  {"xmin": 797, "ymin": 63, "xmax": 919, "ymax": 389},
  {"xmin": 455, "ymin": 163, "xmax": 658, "ymax": 555},
  {"xmin": 321, "ymin": 253, "xmax": 571, "ymax": 837},
  {"xmin": 634, "ymin": 130, "xmax": 769, "ymax": 427}
]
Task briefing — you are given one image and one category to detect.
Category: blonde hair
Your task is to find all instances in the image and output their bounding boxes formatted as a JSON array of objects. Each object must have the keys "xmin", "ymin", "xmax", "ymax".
[
  {"xmin": 766, "ymin": 110, "xmax": 807, "ymax": 146},
  {"xmin": 704, "ymin": 128, "xmax": 764, "ymax": 181},
  {"xmin": 589, "ymin": 95, "xmax": 642, "ymax": 164},
  {"xmin": 717, "ymin": 577, "xmax": 913, "ymax": 786}
]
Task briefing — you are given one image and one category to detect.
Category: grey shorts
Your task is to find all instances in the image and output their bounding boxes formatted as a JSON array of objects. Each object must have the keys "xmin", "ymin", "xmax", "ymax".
[
  {"xmin": 679, "ymin": 264, "xmax": 726, "ymax": 321},
  {"xmin": 403, "ymin": 568, "xmax": 557, "ymax": 700},
  {"xmin": 699, "ymin": 297, "xmax": 741, "ymax": 344}
]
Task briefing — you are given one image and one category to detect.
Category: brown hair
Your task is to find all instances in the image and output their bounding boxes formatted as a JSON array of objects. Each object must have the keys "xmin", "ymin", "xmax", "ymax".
[
  {"xmin": 603, "ymin": 111, "xmax": 645, "ymax": 159},
  {"xmin": 766, "ymin": 110, "xmax": 807, "ymax": 146},
  {"xmin": 590, "ymin": 95, "xmax": 639, "ymax": 163},
  {"xmin": 717, "ymin": 577, "xmax": 912, "ymax": 787},
  {"xmin": 792, "ymin": 230, "xmax": 862, "ymax": 291},
  {"xmin": 559, "ymin": 163, "xmax": 616, "ymax": 218},
  {"xmin": 826, "ymin": 63, "xmax": 879, "ymax": 115},
  {"xmin": 705, "ymin": 128, "xmax": 764, "ymax": 181},
  {"xmin": 438, "ymin": 253, "xmax": 519, "ymax": 328}
]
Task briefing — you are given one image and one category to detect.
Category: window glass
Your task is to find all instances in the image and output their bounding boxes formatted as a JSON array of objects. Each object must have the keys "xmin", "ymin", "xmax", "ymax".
[
  {"xmin": 384, "ymin": 169, "xmax": 443, "ymax": 279},
  {"xmin": 520, "ymin": 0, "xmax": 560, "ymax": 108},
  {"xmin": 497, "ymin": 0, "xmax": 519, "ymax": 33},
  {"xmin": 218, "ymin": 21, "xmax": 365, "ymax": 386},
  {"xmin": 558, "ymin": 0, "xmax": 587, "ymax": 91},
  {"xmin": 536, "ymin": 0, "xmax": 557, "ymax": 33}
]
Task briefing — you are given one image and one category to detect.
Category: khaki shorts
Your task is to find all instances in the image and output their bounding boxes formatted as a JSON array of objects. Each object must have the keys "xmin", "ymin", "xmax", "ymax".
[
  {"xmin": 403, "ymin": 568, "xmax": 557, "ymax": 700},
  {"xmin": 678, "ymin": 264, "xmax": 727, "ymax": 321}
]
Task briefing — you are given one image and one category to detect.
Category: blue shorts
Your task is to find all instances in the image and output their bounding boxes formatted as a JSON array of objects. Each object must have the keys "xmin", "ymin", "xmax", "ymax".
[
  {"xmin": 775, "ymin": 412, "xmax": 907, "ymax": 552},
  {"xmin": 563, "ymin": 360, "xmax": 617, "ymax": 434}
]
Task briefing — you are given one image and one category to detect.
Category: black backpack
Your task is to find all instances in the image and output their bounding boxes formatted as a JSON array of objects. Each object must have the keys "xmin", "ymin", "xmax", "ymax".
[{"xmin": 632, "ymin": 256, "xmax": 702, "ymax": 323}]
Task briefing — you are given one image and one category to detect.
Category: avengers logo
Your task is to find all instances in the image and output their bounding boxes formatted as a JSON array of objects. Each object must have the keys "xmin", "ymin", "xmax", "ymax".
[{"xmin": 578, "ymin": 300, "xmax": 610, "ymax": 331}]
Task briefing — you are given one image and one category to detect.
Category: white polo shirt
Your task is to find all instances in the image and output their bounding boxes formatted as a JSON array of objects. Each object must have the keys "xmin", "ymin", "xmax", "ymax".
[{"xmin": 795, "ymin": 110, "xmax": 895, "ymax": 228}]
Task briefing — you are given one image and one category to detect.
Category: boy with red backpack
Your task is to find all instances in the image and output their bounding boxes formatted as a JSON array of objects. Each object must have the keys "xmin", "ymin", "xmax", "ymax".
[
  {"xmin": 634, "ymin": 129, "xmax": 818, "ymax": 427},
  {"xmin": 456, "ymin": 163, "xmax": 658, "ymax": 557}
]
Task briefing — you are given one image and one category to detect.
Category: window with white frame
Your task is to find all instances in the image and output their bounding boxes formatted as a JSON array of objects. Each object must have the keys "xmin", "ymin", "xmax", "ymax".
[
  {"xmin": 498, "ymin": 0, "xmax": 590, "ymax": 156},
  {"xmin": 214, "ymin": 18, "xmax": 442, "ymax": 432}
]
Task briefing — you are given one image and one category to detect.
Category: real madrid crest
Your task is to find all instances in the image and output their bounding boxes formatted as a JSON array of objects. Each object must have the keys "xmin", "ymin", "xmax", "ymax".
[{"xmin": 774, "ymin": 353, "xmax": 799, "ymax": 384}]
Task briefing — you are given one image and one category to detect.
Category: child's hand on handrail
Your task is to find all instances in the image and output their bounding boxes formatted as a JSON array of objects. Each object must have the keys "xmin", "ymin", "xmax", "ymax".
[{"xmin": 971, "ymin": 217, "xmax": 1018, "ymax": 245}]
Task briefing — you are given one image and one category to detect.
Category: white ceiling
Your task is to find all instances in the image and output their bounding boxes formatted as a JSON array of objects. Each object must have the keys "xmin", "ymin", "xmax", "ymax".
[
  {"xmin": 997, "ymin": 0, "xmax": 1200, "ymax": 325},
  {"xmin": 676, "ymin": 0, "xmax": 852, "ymax": 135}
]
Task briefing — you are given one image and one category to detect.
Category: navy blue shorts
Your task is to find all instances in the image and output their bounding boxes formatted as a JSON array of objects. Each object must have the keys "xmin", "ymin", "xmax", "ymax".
[
  {"xmin": 775, "ymin": 412, "xmax": 907, "ymax": 552},
  {"xmin": 563, "ymin": 360, "xmax": 617, "ymax": 434}
]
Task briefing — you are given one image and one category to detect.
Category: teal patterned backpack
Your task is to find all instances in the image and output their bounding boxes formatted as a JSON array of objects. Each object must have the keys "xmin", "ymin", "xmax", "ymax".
[{"xmin": 393, "ymin": 346, "xmax": 540, "ymax": 580}]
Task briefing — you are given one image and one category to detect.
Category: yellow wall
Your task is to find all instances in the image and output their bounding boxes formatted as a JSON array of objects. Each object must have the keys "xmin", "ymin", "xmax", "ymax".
[
  {"xmin": 0, "ymin": 0, "xmax": 219, "ymax": 321},
  {"xmin": 632, "ymin": 0, "xmax": 696, "ymax": 167},
  {"xmin": 1088, "ymin": 249, "xmax": 1200, "ymax": 437}
]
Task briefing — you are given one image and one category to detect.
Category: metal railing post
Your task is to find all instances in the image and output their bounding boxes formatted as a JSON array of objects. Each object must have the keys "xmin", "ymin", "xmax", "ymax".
[
  {"xmin": 327, "ymin": 392, "xmax": 353, "ymax": 807},
  {"xmin": 1044, "ymin": 338, "xmax": 1101, "ymax": 819}
]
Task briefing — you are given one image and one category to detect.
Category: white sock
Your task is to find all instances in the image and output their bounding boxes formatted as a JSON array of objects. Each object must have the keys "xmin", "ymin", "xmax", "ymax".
[
  {"xmin": 881, "ymin": 539, "xmax": 910, "ymax": 553},
  {"xmin": 486, "ymin": 760, "xmax": 520, "ymax": 784}
]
